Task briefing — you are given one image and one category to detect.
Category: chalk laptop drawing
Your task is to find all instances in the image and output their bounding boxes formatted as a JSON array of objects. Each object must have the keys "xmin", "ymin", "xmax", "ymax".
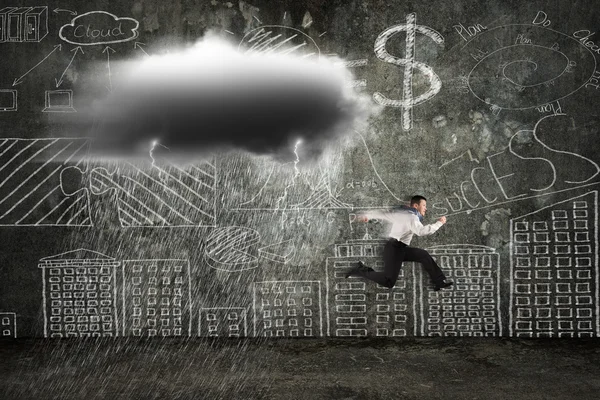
[
  {"xmin": 0, "ymin": 89, "xmax": 17, "ymax": 111},
  {"xmin": 43, "ymin": 89, "xmax": 76, "ymax": 113}
]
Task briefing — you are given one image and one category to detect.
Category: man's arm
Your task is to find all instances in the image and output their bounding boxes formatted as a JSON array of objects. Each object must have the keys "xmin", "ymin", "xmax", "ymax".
[
  {"xmin": 411, "ymin": 216, "xmax": 447, "ymax": 236},
  {"xmin": 357, "ymin": 210, "xmax": 391, "ymax": 223}
]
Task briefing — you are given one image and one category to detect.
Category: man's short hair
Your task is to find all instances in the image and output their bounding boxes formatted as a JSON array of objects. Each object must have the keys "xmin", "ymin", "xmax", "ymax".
[{"xmin": 410, "ymin": 195, "xmax": 427, "ymax": 206}]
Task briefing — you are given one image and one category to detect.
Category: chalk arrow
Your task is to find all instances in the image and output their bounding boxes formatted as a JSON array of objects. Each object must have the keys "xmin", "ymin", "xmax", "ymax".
[
  {"xmin": 55, "ymin": 46, "xmax": 84, "ymax": 88},
  {"xmin": 134, "ymin": 42, "xmax": 150, "ymax": 57},
  {"xmin": 102, "ymin": 46, "xmax": 116, "ymax": 92},
  {"xmin": 53, "ymin": 8, "xmax": 77, "ymax": 16},
  {"xmin": 13, "ymin": 44, "xmax": 62, "ymax": 86}
]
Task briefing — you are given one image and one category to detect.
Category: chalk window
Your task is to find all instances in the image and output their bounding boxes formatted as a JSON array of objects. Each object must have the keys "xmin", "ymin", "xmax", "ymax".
[
  {"xmin": 557, "ymin": 308, "xmax": 573, "ymax": 319},
  {"xmin": 532, "ymin": 246, "xmax": 548, "ymax": 255},
  {"xmin": 514, "ymin": 284, "xmax": 530, "ymax": 294},
  {"xmin": 515, "ymin": 257, "xmax": 530, "ymax": 268},
  {"xmin": 574, "ymin": 232, "xmax": 589, "ymax": 242},
  {"xmin": 576, "ymin": 270, "xmax": 592, "ymax": 280},
  {"xmin": 577, "ymin": 321, "xmax": 592, "ymax": 330},
  {"xmin": 514, "ymin": 246, "xmax": 529, "ymax": 255},
  {"xmin": 557, "ymin": 270, "xmax": 573, "ymax": 280},
  {"xmin": 556, "ymin": 283, "xmax": 572, "ymax": 293},
  {"xmin": 554, "ymin": 296, "xmax": 571, "ymax": 305},
  {"xmin": 552, "ymin": 210, "xmax": 567, "ymax": 219},
  {"xmin": 536, "ymin": 321, "xmax": 552, "ymax": 331},
  {"xmin": 554, "ymin": 220, "xmax": 571, "ymax": 230},
  {"xmin": 535, "ymin": 296, "xmax": 550, "ymax": 306},
  {"xmin": 576, "ymin": 283, "xmax": 591, "ymax": 293},
  {"xmin": 575, "ymin": 245, "xmax": 592, "ymax": 254},
  {"xmin": 514, "ymin": 233, "xmax": 530, "ymax": 243},
  {"xmin": 573, "ymin": 220, "xmax": 588, "ymax": 230},
  {"xmin": 576, "ymin": 308, "xmax": 592, "ymax": 318},
  {"xmin": 515, "ymin": 321, "xmax": 532, "ymax": 330},
  {"xmin": 514, "ymin": 221, "xmax": 529, "ymax": 231},
  {"xmin": 555, "ymin": 257, "xmax": 572, "ymax": 268},
  {"xmin": 558, "ymin": 321, "xmax": 573, "ymax": 330},
  {"xmin": 573, "ymin": 210, "xmax": 588, "ymax": 219},
  {"xmin": 534, "ymin": 270, "xmax": 551, "ymax": 280},
  {"xmin": 575, "ymin": 257, "xmax": 591, "ymax": 267}
]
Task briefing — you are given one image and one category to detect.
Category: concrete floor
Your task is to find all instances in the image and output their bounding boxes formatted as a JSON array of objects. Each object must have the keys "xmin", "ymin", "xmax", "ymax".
[{"xmin": 1, "ymin": 337, "xmax": 599, "ymax": 400}]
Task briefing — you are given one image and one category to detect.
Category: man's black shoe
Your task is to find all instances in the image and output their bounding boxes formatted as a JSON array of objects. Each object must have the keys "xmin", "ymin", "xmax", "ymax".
[
  {"xmin": 434, "ymin": 279, "xmax": 454, "ymax": 291},
  {"xmin": 344, "ymin": 261, "xmax": 374, "ymax": 278}
]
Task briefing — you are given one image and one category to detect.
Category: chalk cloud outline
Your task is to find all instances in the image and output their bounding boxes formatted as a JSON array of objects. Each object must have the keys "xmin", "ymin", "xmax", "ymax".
[{"xmin": 59, "ymin": 11, "xmax": 139, "ymax": 46}]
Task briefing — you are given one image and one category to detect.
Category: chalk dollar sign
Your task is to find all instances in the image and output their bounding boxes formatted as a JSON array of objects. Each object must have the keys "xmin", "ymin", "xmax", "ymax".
[{"xmin": 373, "ymin": 13, "xmax": 445, "ymax": 131}]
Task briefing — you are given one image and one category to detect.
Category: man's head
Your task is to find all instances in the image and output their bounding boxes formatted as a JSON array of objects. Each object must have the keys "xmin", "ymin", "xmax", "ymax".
[{"xmin": 410, "ymin": 195, "xmax": 427, "ymax": 216}]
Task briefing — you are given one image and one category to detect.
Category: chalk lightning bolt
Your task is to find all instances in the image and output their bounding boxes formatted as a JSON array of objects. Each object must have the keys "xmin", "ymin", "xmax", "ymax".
[
  {"xmin": 149, "ymin": 139, "xmax": 170, "ymax": 181},
  {"xmin": 274, "ymin": 140, "xmax": 303, "ymax": 222}
]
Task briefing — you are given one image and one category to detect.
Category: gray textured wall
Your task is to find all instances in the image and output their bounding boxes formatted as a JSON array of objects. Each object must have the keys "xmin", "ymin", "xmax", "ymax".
[{"xmin": 1, "ymin": 0, "xmax": 599, "ymax": 339}]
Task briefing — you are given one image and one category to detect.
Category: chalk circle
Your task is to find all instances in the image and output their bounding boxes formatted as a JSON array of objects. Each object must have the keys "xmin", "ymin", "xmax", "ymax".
[
  {"xmin": 238, "ymin": 25, "xmax": 320, "ymax": 59},
  {"xmin": 204, "ymin": 226, "xmax": 260, "ymax": 272},
  {"xmin": 464, "ymin": 24, "xmax": 596, "ymax": 110}
]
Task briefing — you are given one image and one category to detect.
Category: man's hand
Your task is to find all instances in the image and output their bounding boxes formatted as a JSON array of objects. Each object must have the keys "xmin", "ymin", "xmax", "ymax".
[
  {"xmin": 438, "ymin": 216, "xmax": 447, "ymax": 224},
  {"xmin": 357, "ymin": 214, "xmax": 369, "ymax": 223}
]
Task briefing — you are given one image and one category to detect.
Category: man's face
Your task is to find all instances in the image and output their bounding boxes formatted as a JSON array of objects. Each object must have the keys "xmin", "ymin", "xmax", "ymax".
[{"xmin": 413, "ymin": 200, "xmax": 427, "ymax": 216}]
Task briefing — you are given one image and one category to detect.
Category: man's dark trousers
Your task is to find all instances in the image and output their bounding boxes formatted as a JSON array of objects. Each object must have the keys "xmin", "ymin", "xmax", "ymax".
[{"xmin": 356, "ymin": 238, "xmax": 446, "ymax": 288}]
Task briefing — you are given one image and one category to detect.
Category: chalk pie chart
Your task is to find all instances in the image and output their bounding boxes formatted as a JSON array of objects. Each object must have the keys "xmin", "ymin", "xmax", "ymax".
[
  {"xmin": 462, "ymin": 24, "xmax": 596, "ymax": 109},
  {"xmin": 204, "ymin": 226, "xmax": 260, "ymax": 272}
]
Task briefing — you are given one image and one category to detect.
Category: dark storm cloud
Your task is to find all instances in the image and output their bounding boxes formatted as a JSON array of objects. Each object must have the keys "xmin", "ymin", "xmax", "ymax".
[{"xmin": 88, "ymin": 35, "xmax": 376, "ymax": 162}]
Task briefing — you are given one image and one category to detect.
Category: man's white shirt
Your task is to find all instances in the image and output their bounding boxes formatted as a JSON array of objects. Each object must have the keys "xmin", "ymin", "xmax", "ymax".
[{"xmin": 362, "ymin": 209, "xmax": 443, "ymax": 245}]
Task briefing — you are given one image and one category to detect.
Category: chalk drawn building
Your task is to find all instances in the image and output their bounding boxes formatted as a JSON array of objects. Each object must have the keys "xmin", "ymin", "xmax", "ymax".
[
  {"xmin": 510, "ymin": 191, "xmax": 599, "ymax": 338},
  {"xmin": 199, "ymin": 307, "xmax": 247, "ymax": 337},
  {"xmin": 419, "ymin": 245, "xmax": 501, "ymax": 337},
  {"xmin": 253, "ymin": 281, "xmax": 324, "ymax": 337},
  {"xmin": 325, "ymin": 239, "xmax": 416, "ymax": 337},
  {"xmin": 0, "ymin": 312, "xmax": 17, "ymax": 338},
  {"xmin": 39, "ymin": 249, "xmax": 120, "ymax": 338},
  {"xmin": 122, "ymin": 259, "xmax": 192, "ymax": 337}
]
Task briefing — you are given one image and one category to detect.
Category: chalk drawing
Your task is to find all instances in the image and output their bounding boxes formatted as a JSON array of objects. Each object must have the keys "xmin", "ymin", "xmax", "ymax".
[
  {"xmin": 89, "ymin": 159, "xmax": 216, "ymax": 227},
  {"xmin": 509, "ymin": 191, "xmax": 598, "ymax": 338},
  {"xmin": 12, "ymin": 44, "xmax": 61, "ymax": 86},
  {"xmin": 419, "ymin": 245, "xmax": 501, "ymax": 337},
  {"xmin": 0, "ymin": 89, "xmax": 17, "ymax": 111},
  {"xmin": 438, "ymin": 114, "xmax": 600, "ymax": 217},
  {"xmin": 199, "ymin": 307, "xmax": 247, "ymax": 337},
  {"xmin": 239, "ymin": 25, "xmax": 320, "ymax": 58},
  {"xmin": 258, "ymin": 240, "xmax": 295, "ymax": 264},
  {"xmin": 0, "ymin": 138, "xmax": 93, "ymax": 226},
  {"xmin": 290, "ymin": 174, "xmax": 353, "ymax": 209},
  {"xmin": 0, "ymin": 312, "xmax": 17, "ymax": 338},
  {"xmin": 122, "ymin": 259, "xmax": 192, "ymax": 337},
  {"xmin": 102, "ymin": 45, "xmax": 115, "ymax": 92},
  {"xmin": 204, "ymin": 226, "xmax": 260, "ymax": 272},
  {"xmin": 0, "ymin": 6, "xmax": 48, "ymax": 43},
  {"xmin": 234, "ymin": 164, "xmax": 351, "ymax": 211},
  {"xmin": 42, "ymin": 89, "xmax": 76, "ymax": 112},
  {"xmin": 460, "ymin": 24, "xmax": 597, "ymax": 110},
  {"xmin": 335, "ymin": 59, "xmax": 368, "ymax": 88},
  {"xmin": 253, "ymin": 281, "xmax": 324, "ymax": 337},
  {"xmin": 373, "ymin": 13, "xmax": 444, "ymax": 131},
  {"xmin": 58, "ymin": 11, "xmax": 140, "ymax": 46},
  {"xmin": 355, "ymin": 131, "xmax": 401, "ymax": 203},
  {"xmin": 38, "ymin": 249, "xmax": 120, "ymax": 338},
  {"xmin": 325, "ymin": 239, "xmax": 416, "ymax": 337},
  {"xmin": 55, "ymin": 46, "xmax": 84, "ymax": 88}
]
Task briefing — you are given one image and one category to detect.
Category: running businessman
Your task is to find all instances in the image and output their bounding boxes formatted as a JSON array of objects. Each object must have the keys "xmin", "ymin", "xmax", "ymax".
[{"xmin": 345, "ymin": 195, "xmax": 454, "ymax": 291}]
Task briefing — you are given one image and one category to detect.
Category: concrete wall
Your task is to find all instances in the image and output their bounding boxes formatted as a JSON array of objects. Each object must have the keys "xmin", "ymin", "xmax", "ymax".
[{"xmin": 0, "ymin": 0, "xmax": 599, "ymax": 338}]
